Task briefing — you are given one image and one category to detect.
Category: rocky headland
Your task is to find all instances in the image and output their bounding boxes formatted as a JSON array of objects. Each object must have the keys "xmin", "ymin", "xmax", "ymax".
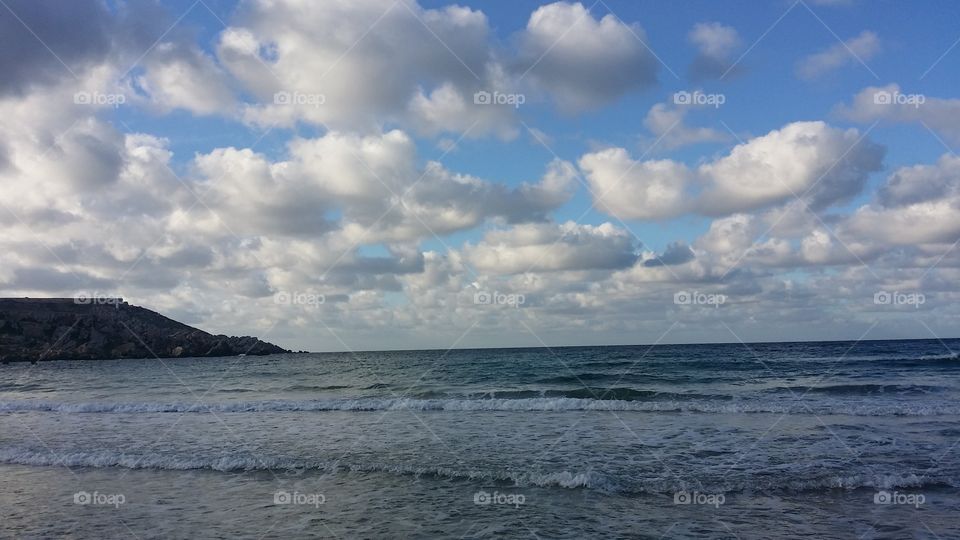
[{"xmin": 0, "ymin": 298, "xmax": 289, "ymax": 362}]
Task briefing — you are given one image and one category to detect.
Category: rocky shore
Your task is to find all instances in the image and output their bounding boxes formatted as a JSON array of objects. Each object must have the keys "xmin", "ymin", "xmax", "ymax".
[{"xmin": 0, "ymin": 298, "xmax": 289, "ymax": 362}]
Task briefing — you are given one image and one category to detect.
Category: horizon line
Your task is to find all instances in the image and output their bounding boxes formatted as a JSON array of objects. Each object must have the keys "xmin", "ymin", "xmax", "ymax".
[{"xmin": 293, "ymin": 335, "xmax": 959, "ymax": 355}]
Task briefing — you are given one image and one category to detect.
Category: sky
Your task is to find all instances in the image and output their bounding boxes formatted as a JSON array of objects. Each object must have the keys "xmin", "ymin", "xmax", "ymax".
[{"xmin": 1, "ymin": 0, "xmax": 959, "ymax": 352}]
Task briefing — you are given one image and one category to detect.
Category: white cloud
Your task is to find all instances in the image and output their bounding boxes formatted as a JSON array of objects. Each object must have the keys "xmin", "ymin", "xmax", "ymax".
[
  {"xmin": 579, "ymin": 149, "xmax": 692, "ymax": 220},
  {"xmin": 581, "ymin": 121, "xmax": 883, "ymax": 221},
  {"xmin": 690, "ymin": 22, "xmax": 741, "ymax": 59},
  {"xmin": 838, "ymin": 84, "xmax": 960, "ymax": 144},
  {"xmin": 218, "ymin": 0, "xmax": 664, "ymax": 131},
  {"xmin": 406, "ymin": 82, "xmax": 519, "ymax": 140},
  {"xmin": 688, "ymin": 22, "xmax": 742, "ymax": 80},
  {"xmin": 693, "ymin": 214, "xmax": 759, "ymax": 268},
  {"xmin": 697, "ymin": 121, "xmax": 883, "ymax": 215},
  {"xmin": 136, "ymin": 43, "xmax": 236, "ymax": 116},
  {"xmin": 464, "ymin": 221, "xmax": 638, "ymax": 274},
  {"xmin": 841, "ymin": 154, "xmax": 960, "ymax": 245},
  {"xmin": 188, "ymin": 129, "xmax": 577, "ymax": 244},
  {"xmin": 844, "ymin": 200, "xmax": 960, "ymax": 245},
  {"xmin": 796, "ymin": 30, "xmax": 880, "ymax": 80},
  {"xmin": 879, "ymin": 154, "xmax": 960, "ymax": 207},
  {"xmin": 515, "ymin": 1, "xmax": 658, "ymax": 112},
  {"xmin": 643, "ymin": 102, "xmax": 729, "ymax": 150},
  {"xmin": 219, "ymin": 0, "xmax": 501, "ymax": 134},
  {"xmin": 684, "ymin": 151, "xmax": 960, "ymax": 273}
]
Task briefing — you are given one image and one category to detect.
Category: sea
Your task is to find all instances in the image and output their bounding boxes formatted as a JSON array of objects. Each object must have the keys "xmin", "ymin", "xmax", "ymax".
[{"xmin": 0, "ymin": 339, "xmax": 958, "ymax": 539}]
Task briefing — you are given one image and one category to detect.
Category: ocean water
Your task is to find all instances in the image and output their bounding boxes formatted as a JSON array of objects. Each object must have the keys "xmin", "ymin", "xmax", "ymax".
[{"xmin": 1, "ymin": 339, "xmax": 958, "ymax": 539}]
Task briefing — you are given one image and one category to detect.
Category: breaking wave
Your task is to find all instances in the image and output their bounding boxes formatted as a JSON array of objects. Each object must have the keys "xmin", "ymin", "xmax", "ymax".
[
  {"xmin": 1, "ymin": 397, "xmax": 959, "ymax": 416},
  {"xmin": 0, "ymin": 447, "xmax": 953, "ymax": 495}
]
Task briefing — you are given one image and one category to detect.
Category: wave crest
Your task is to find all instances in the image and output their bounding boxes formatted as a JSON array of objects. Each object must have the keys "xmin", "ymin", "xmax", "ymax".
[
  {"xmin": 0, "ymin": 447, "xmax": 954, "ymax": 495},
  {"xmin": 1, "ymin": 397, "xmax": 959, "ymax": 416}
]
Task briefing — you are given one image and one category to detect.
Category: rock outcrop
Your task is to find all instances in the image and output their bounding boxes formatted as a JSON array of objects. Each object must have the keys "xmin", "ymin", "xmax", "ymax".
[{"xmin": 0, "ymin": 298, "xmax": 289, "ymax": 362}]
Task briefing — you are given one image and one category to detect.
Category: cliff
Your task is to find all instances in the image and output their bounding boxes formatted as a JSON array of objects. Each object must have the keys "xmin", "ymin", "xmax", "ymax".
[{"xmin": 0, "ymin": 298, "xmax": 289, "ymax": 362}]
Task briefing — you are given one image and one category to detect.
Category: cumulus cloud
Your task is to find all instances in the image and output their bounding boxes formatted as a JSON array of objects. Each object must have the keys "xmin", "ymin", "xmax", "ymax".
[
  {"xmin": 644, "ymin": 242, "xmax": 696, "ymax": 267},
  {"xmin": 687, "ymin": 22, "xmax": 742, "ymax": 80},
  {"xmin": 135, "ymin": 43, "xmax": 236, "ymax": 116},
  {"xmin": 643, "ymin": 102, "xmax": 729, "ymax": 150},
  {"xmin": 219, "ymin": 0, "xmax": 510, "ymax": 134},
  {"xmin": 796, "ymin": 30, "xmax": 880, "ymax": 80},
  {"xmin": 212, "ymin": 0, "xmax": 666, "ymax": 131},
  {"xmin": 187, "ymin": 129, "xmax": 577, "ymax": 246},
  {"xmin": 697, "ymin": 121, "xmax": 884, "ymax": 215},
  {"xmin": 0, "ymin": 66, "xmax": 153, "ymax": 216},
  {"xmin": 838, "ymin": 84, "xmax": 960, "ymax": 144},
  {"xmin": 581, "ymin": 121, "xmax": 883, "ymax": 221},
  {"xmin": 681, "ymin": 151, "xmax": 960, "ymax": 276},
  {"xmin": 407, "ymin": 82, "xmax": 519, "ymax": 140},
  {"xmin": 464, "ymin": 222, "xmax": 638, "ymax": 274},
  {"xmin": 579, "ymin": 149, "xmax": 692, "ymax": 220},
  {"xmin": 844, "ymin": 200, "xmax": 960, "ymax": 246},
  {"xmin": 879, "ymin": 154, "xmax": 960, "ymax": 207},
  {"xmin": 0, "ymin": 0, "xmax": 116, "ymax": 96},
  {"xmin": 841, "ymin": 154, "xmax": 960, "ymax": 245},
  {"xmin": 0, "ymin": 0, "xmax": 239, "ymax": 118},
  {"xmin": 514, "ymin": 1, "xmax": 658, "ymax": 112},
  {"xmin": 692, "ymin": 214, "xmax": 761, "ymax": 268}
]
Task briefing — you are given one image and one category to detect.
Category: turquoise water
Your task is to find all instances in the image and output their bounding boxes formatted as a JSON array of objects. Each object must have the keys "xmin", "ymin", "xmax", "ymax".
[{"xmin": 1, "ymin": 340, "xmax": 958, "ymax": 538}]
